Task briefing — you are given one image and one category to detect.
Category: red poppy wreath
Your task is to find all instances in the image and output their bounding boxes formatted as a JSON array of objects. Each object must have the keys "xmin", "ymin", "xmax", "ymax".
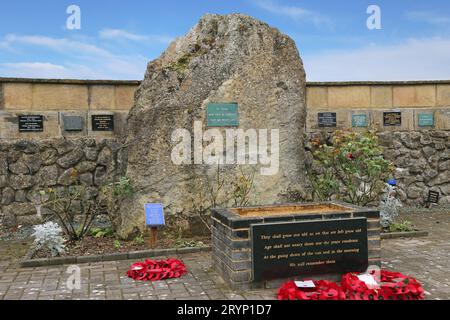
[
  {"xmin": 127, "ymin": 258, "xmax": 187, "ymax": 281},
  {"xmin": 277, "ymin": 280, "xmax": 347, "ymax": 301},
  {"xmin": 341, "ymin": 270, "xmax": 425, "ymax": 300}
]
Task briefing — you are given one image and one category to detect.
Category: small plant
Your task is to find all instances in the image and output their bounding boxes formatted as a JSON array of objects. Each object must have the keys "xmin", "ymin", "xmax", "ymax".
[
  {"xmin": 174, "ymin": 239, "xmax": 205, "ymax": 249},
  {"xmin": 379, "ymin": 184, "xmax": 403, "ymax": 229},
  {"xmin": 32, "ymin": 222, "xmax": 66, "ymax": 257},
  {"xmin": 101, "ymin": 176, "xmax": 135, "ymax": 232},
  {"xmin": 113, "ymin": 239, "xmax": 121, "ymax": 249},
  {"xmin": 133, "ymin": 234, "xmax": 145, "ymax": 246},
  {"xmin": 40, "ymin": 176, "xmax": 102, "ymax": 241},
  {"xmin": 90, "ymin": 227, "xmax": 114, "ymax": 238},
  {"xmin": 231, "ymin": 167, "xmax": 256, "ymax": 207},
  {"xmin": 389, "ymin": 220, "xmax": 414, "ymax": 233}
]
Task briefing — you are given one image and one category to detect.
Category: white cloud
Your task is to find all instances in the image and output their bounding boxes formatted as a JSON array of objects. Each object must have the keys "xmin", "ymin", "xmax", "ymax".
[
  {"xmin": 405, "ymin": 11, "xmax": 450, "ymax": 27},
  {"xmin": 304, "ymin": 37, "xmax": 450, "ymax": 81},
  {"xmin": 99, "ymin": 28, "xmax": 173, "ymax": 44},
  {"xmin": 0, "ymin": 34, "xmax": 149, "ymax": 79},
  {"xmin": 0, "ymin": 62, "xmax": 70, "ymax": 78},
  {"xmin": 4, "ymin": 34, "xmax": 112, "ymax": 58},
  {"xmin": 253, "ymin": 0, "xmax": 332, "ymax": 28}
]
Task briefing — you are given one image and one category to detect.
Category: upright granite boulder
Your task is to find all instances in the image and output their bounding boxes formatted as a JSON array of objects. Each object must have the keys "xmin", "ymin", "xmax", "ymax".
[{"xmin": 118, "ymin": 14, "xmax": 308, "ymax": 238}]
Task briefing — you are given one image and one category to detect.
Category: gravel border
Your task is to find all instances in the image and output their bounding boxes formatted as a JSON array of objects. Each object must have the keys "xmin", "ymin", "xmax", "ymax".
[
  {"xmin": 20, "ymin": 246, "xmax": 212, "ymax": 268},
  {"xmin": 381, "ymin": 230, "xmax": 429, "ymax": 240}
]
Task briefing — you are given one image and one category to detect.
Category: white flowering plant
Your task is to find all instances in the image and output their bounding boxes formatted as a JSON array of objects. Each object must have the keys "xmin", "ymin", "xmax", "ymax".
[
  {"xmin": 32, "ymin": 222, "xmax": 66, "ymax": 257},
  {"xmin": 379, "ymin": 184, "xmax": 403, "ymax": 229}
]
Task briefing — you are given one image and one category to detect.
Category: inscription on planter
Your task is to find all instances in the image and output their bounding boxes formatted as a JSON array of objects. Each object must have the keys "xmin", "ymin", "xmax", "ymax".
[
  {"xmin": 318, "ymin": 112, "xmax": 337, "ymax": 128},
  {"xmin": 251, "ymin": 218, "xmax": 368, "ymax": 282},
  {"xmin": 207, "ymin": 103, "xmax": 239, "ymax": 127},
  {"xmin": 92, "ymin": 115, "xmax": 114, "ymax": 131},
  {"xmin": 18, "ymin": 115, "xmax": 44, "ymax": 132},
  {"xmin": 383, "ymin": 112, "xmax": 402, "ymax": 126}
]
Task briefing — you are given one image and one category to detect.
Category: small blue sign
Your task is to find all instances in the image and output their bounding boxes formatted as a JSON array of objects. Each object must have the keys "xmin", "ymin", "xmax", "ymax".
[{"xmin": 145, "ymin": 204, "xmax": 165, "ymax": 226}]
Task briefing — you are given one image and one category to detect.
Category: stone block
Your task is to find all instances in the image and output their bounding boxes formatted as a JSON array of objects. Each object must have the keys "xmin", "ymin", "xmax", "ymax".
[
  {"xmin": 0, "ymin": 111, "xmax": 61, "ymax": 140},
  {"xmin": 436, "ymin": 85, "xmax": 450, "ymax": 107},
  {"xmin": 393, "ymin": 85, "xmax": 436, "ymax": 107},
  {"xmin": 115, "ymin": 85, "xmax": 137, "ymax": 110},
  {"xmin": 2, "ymin": 83, "xmax": 33, "ymax": 110},
  {"xmin": 306, "ymin": 109, "xmax": 350, "ymax": 132},
  {"xmin": 32, "ymin": 84, "xmax": 88, "ymax": 110},
  {"xmin": 371, "ymin": 86, "xmax": 392, "ymax": 108},
  {"xmin": 435, "ymin": 109, "xmax": 450, "ymax": 130},
  {"xmin": 370, "ymin": 109, "xmax": 414, "ymax": 132},
  {"xmin": 89, "ymin": 85, "xmax": 116, "ymax": 110},
  {"xmin": 328, "ymin": 86, "xmax": 371, "ymax": 109},
  {"xmin": 306, "ymin": 86, "xmax": 328, "ymax": 109}
]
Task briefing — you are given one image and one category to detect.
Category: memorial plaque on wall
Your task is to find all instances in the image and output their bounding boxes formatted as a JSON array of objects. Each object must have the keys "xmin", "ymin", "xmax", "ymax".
[
  {"xmin": 92, "ymin": 115, "xmax": 114, "ymax": 131},
  {"xmin": 207, "ymin": 103, "xmax": 239, "ymax": 127},
  {"xmin": 418, "ymin": 113, "xmax": 434, "ymax": 127},
  {"xmin": 352, "ymin": 114, "xmax": 368, "ymax": 128},
  {"xmin": 383, "ymin": 112, "xmax": 402, "ymax": 126},
  {"xmin": 251, "ymin": 218, "xmax": 368, "ymax": 282},
  {"xmin": 318, "ymin": 112, "xmax": 337, "ymax": 128},
  {"xmin": 63, "ymin": 116, "xmax": 84, "ymax": 132},
  {"xmin": 18, "ymin": 115, "xmax": 44, "ymax": 132}
]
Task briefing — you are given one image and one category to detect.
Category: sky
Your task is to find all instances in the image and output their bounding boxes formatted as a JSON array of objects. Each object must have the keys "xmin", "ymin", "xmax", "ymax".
[{"xmin": 0, "ymin": 0, "xmax": 449, "ymax": 81}]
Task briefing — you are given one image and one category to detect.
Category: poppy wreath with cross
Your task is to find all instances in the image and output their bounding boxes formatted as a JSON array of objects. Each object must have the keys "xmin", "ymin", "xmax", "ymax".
[
  {"xmin": 277, "ymin": 280, "xmax": 347, "ymax": 300},
  {"xmin": 341, "ymin": 270, "xmax": 425, "ymax": 300}
]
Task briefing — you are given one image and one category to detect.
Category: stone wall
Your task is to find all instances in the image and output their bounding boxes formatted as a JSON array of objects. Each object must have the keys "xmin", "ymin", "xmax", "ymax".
[
  {"xmin": 0, "ymin": 78, "xmax": 137, "ymax": 140},
  {"xmin": 0, "ymin": 138, "xmax": 123, "ymax": 227},
  {"xmin": 306, "ymin": 81, "xmax": 450, "ymax": 132},
  {"xmin": 2, "ymin": 78, "xmax": 450, "ymax": 140},
  {"xmin": 379, "ymin": 130, "xmax": 450, "ymax": 205},
  {"xmin": 306, "ymin": 130, "xmax": 450, "ymax": 206}
]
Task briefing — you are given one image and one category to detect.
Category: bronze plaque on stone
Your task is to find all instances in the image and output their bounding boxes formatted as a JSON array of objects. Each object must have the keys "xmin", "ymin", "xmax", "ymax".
[
  {"xmin": 251, "ymin": 218, "xmax": 368, "ymax": 282},
  {"xmin": 18, "ymin": 115, "xmax": 44, "ymax": 132},
  {"xmin": 383, "ymin": 112, "xmax": 402, "ymax": 126},
  {"xmin": 92, "ymin": 115, "xmax": 114, "ymax": 132}
]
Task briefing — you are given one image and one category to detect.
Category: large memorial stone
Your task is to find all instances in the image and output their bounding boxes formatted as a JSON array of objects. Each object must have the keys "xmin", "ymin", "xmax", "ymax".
[{"xmin": 119, "ymin": 14, "xmax": 308, "ymax": 239}]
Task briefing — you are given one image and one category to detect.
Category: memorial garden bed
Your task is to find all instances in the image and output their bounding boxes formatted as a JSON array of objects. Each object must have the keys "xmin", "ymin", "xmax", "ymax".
[{"xmin": 21, "ymin": 234, "xmax": 211, "ymax": 267}]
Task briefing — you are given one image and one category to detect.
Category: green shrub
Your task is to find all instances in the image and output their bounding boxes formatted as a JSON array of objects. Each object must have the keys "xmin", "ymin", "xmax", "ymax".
[{"xmin": 307, "ymin": 129, "xmax": 395, "ymax": 206}]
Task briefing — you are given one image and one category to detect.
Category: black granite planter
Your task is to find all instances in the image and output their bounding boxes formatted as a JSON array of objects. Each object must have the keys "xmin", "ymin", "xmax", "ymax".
[{"xmin": 211, "ymin": 201, "xmax": 380, "ymax": 290}]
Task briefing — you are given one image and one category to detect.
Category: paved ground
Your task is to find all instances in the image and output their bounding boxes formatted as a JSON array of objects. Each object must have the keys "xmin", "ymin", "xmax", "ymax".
[{"xmin": 0, "ymin": 210, "xmax": 449, "ymax": 300}]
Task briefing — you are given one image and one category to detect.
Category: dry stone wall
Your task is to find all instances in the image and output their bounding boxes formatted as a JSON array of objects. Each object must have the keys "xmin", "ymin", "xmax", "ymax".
[
  {"xmin": 0, "ymin": 138, "xmax": 123, "ymax": 227},
  {"xmin": 379, "ymin": 131, "xmax": 450, "ymax": 205},
  {"xmin": 306, "ymin": 130, "xmax": 450, "ymax": 206}
]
